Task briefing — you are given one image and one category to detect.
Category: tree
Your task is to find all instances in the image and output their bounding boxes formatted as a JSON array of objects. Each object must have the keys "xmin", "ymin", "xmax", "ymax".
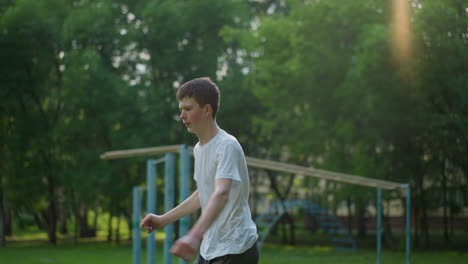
[
  {"xmin": 0, "ymin": 0, "xmax": 73, "ymax": 244},
  {"xmin": 224, "ymin": 0, "xmax": 467, "ymax": 247}
]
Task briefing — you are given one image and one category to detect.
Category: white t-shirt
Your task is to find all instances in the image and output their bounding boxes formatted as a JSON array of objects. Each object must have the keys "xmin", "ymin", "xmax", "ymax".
[{"xmin": 193, "ymin": 129, "xmax": 258, "ymax": 260}]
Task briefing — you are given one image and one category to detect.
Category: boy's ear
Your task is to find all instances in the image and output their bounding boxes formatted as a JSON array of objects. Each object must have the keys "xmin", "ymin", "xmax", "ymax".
[{"xmin": 204, "ymin": 104, "xmax": 213, "ymax": 117}]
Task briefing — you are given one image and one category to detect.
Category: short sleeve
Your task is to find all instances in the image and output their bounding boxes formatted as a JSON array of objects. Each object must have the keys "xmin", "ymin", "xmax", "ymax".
[{"xmin": 215, "ymin": 142, "xmax": 241, "ymax": 181}]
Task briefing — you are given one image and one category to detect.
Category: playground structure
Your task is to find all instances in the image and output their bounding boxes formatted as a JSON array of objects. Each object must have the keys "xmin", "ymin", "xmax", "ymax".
[
  {"xmin": 131, "ymin": 153, "xmax": 185, "ymax": 264},
  {"xmin": 101, "ymin": 144, "xmax": 412, "ymax": 264},
  {"xmin": 256, "ymin": 200, "xmax": 356, "ymax": 251},
  {"xmin": 115, "ymin": 145, "xmax": 191, "ymax": 264}
]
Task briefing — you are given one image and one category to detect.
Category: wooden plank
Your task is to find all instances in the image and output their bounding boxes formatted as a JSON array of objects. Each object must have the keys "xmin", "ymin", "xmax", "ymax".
[
  {"xmin": 100, "ymin": 145, "xmax": 404, "ymax": 189},
  {"xmin": 100, "ymin": 145, "xmax": 182, "ymax": 160},
  {"xmin": 246, "ymin": 157, "xmax": 401, "ymax": 190}
]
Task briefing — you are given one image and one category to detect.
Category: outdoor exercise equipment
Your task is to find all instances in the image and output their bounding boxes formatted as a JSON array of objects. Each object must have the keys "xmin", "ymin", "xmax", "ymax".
[
  {"xmin": 256, "ymin": 200, "xmax": 356, "ymax": 251},
  {"xmin": 103, "ymin": 145, "xmax": 191, "ymax": 264},
  {"xmin": 101, "ymin": 144, "xmax": 411, "ymax": 264}
]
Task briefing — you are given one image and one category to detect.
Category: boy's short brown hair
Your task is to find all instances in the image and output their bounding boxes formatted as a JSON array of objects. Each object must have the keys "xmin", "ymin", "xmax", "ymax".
[{"xmin": 177, "ymin": 77, "xmax": 220, "ymax": 118}]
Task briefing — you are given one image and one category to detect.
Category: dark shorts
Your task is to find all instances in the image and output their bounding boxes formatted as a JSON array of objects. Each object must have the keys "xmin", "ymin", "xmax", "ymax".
[{"xmin": 194, "ymin": 241, "xmax": 259, "ymax": 264}]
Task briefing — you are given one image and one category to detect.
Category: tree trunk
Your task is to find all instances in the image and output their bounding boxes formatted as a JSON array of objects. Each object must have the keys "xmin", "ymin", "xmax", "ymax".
[
  {"xmin": 59, "ymin": 215, "xmax": 68, "ymax": 235},
  {"xmin": 287, "ymin": 213, "xmax": 295, "ymax": 245},
  {"xmin": 304, "ymin": 211, "xmax": 317, "ymax": 233},
  {"xmin": 422, "ymin": 205, "xmax": 430, "ymax": 248},
  {"xmin": 414, "ymin": 166, "xmax": 425, "ymax": 249},
  {"xmin": 442, "ymin": 158, "xmax": 449, "ymax": 241},
  {"xmin": 92, "ymin": 205, "xmax": 99, "ymax": 238},
  {"xmin": 281, "ymin": 215, "xmax": 287, "ymax": 244},
  {"xmin": 58, "ymin": 188, "xmax": 68, "ymax": 235},
  {"xmin": 270, "ymin": 204, "xmax": 279, "ymax": 237},
  {"xmin": 382, "ymin": 211, "xmax": 395, "ymax": 249},
  {"xmin": 3, "ymin": 201, "xmax": 12, "ymax": 236},
  {"xmin": 33, "ymin": 212, "xmax": 46, "ymax": 230},
  {"xmin": 107, "ymin": 209, "xmax": 113, "ymax": 242},
  {"xmin": 449, "ymin": 200, "xmax": 454, "ymax": 237},
  {"xmin": 123, "ymin": 211, "xmax": 132, "ymax": 241},
  {"xmin": 415, "ymin": 166, "xmax": 430, "ymax": 249},
  {"xmin": 252, "ymin": 171, "xmax": 258, "ymax": 219},
  {"xmin": 79, "ymin": 206, "xmax": 94, "ymax": 237},
  {"xmin": 356, "ymin": 201, "xmax": 367, "ymax": 238},
  {"xmin": 47, "ymin": 200, "xmax": 57, "ymax": 244},
  {"xmin": 69, "ymin": 188, "xmax": 79, "ymax": 245},
  {"xmin": 420, "ymin": 187, "xmax": 430, "ymax": 248},
  {"xmin": 115, "ymin": 214, "xmax": 121, "ymax": 244},
  {"xmin": 59, "ymin": 202, "xmax": 68, "ymax": 235},
  {"xmin": 46, "ymin": 175, "xmax": 57, "ymax": 244},
  {"xmin": 0, "ymin": 187, "xmax": 5, "ymax": 247},
  {"xmin": 278, "ymin": 213, "xmax": 294, "ymax": 245},
  {"xmin": 346, "ymin": 197, "xmax": 353, "ymax": 235},
  {"xmin": 74, "ymin": 211, "xmax": 79, "ymax": 244},
  {"xmin": 266, "ymin": 171, "xmax": 296, "ymax": 245},
  {"xmin": 414, "ymin": 204, "xmax": 419, "ymax": 248}
]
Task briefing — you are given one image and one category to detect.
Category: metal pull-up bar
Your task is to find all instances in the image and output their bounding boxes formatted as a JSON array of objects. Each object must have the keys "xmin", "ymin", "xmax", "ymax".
[
  {"xmin": 101, "ymin": 144, "xmax": 411, "ymax": 264},
  {"xmin": 101, "ymin": 145, "xmax": 404, "ymax": 190}
]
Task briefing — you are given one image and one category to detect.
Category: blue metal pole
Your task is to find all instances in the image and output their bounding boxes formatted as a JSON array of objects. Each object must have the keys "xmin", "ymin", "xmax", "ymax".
[
  {"xmin": 377, "ymin": 188, "xmax": 382, "ymax": 264},
  {"xmin": 179, "ymin": 145, "xmax": 191, "ymax": 264},
  {"xmin": 164, "ymin": 153, "xmax": 176, "ymax": 264},
  {"xmin": 405, "ymin": 185, "xmax": 411, "ymax": 264},
  {"xmin": 133, "ymin": 187, "xmax": 142, "ymax": 264},
  {"xmin": 147, "ymin": 160, "xmax": 157, "ymax": 264}
]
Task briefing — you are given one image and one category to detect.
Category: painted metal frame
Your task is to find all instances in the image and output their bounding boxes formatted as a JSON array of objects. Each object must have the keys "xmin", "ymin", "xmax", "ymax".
[
  {"xmin": 128, "ymin": 150, "xmax": 191, "ymax": 264},
  {"xmin": 103, "ymin": 144, "xmax": 411, "ymax": 264}
]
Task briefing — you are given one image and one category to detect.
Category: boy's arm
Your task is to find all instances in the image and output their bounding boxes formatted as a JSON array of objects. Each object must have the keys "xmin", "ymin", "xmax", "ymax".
[
  {"xmin": 163, "ymin": 190, "xmax": 201, "ymax": 223},
  {"xmin": 141, "ymin": 190, "xmax": 200, "ymax": 233},
  {"xmin": 170, "ymin": 178, "xmax": 232, "ymax": 261}
]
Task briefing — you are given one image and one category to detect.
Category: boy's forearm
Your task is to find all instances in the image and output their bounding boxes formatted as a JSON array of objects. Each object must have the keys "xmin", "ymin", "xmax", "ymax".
[
  {"xmin": 163, "ymin": 190, "xmax": 200, "ymax": 224},
  {"xmin": 187, "ymin": 180, "xmax": 231, "ymax": 239}
]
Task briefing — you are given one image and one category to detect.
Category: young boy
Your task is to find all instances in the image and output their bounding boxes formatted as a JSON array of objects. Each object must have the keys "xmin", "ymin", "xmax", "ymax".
[{"xmin": 140, "ymin": 77, "xmax": 259, "ymax": 264}]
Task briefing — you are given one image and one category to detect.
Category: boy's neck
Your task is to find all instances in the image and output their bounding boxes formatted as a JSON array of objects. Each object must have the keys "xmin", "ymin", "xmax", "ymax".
[{"xmin": 197, "ymin": 120, "xmax": 220, "ymax": 146}]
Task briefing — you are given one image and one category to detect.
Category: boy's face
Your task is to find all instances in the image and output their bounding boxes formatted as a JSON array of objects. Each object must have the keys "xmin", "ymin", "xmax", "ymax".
[{"xmin": 178, "ymin": 97, "xmax": 209, "ymax": 135}]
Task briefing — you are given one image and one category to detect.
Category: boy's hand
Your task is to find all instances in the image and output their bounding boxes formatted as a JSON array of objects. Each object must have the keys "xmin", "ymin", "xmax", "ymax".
[
  {"xmin": 170, "ymin": 233, "xmax": 202, "ymax": 262},
  {"xmin": 140, "ymin": 214, "xmax": 167, "ymax": 233}
]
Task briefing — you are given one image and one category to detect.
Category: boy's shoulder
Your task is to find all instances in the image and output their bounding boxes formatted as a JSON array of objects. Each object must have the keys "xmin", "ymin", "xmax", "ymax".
[
  {"xmin": 194, "ymin": 129, "xmax": 239, "ymax": 152},
  {"xmin": 213, "ymin": 130, "xmax": 245, "ymax": 156},
  {"xmin": 216, "ymin": 130, "xmax": 239, "ymax": 146}
]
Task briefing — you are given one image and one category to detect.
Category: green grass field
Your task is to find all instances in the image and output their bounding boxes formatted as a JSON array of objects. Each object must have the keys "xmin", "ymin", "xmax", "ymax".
[
  {"xmin": 1, "ymin": 242, "xmax": 467, "ymax": 264},
  {"xmin": 5, "ymin": 214, "xmax": 468, "ymax": 264}
]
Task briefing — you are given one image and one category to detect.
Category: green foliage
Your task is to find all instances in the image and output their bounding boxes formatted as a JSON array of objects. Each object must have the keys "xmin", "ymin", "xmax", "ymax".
[
  {"xmin": 1, "ymin": 0, "xmax": 255, "ymax": 242},
  {"xmin": 1, "ymin": 0, "xmax": 466, "ymax": 245},
  {"xmin": 223, "ymin": 0, "xmax": 467, "ymax": 233}
]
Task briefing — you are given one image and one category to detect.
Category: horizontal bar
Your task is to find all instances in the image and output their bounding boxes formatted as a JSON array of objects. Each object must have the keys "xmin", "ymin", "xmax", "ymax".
[
  {"xmin": 152, "ymin": 157, "xmax": 166, "ymax": 164},
  {"xmin": 245, "ymin": 157, "xmax": 402, "ymax": 190},
  {"xmin": 100, "ymin": 145, "xmax": 404, "ymax": 189},
  {"xmin": 100, "ymin": 145, "xmax": 182, "ymax": 160}
]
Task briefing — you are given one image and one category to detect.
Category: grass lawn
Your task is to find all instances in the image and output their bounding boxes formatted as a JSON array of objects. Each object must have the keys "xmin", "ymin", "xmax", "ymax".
[
  {"xmin": 4, "ymin": 217, "xmax": 468, "ymax": 264},
  {"xmin": 1, "ymin": 242, "xmax": 467, "ymax": 264}
]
